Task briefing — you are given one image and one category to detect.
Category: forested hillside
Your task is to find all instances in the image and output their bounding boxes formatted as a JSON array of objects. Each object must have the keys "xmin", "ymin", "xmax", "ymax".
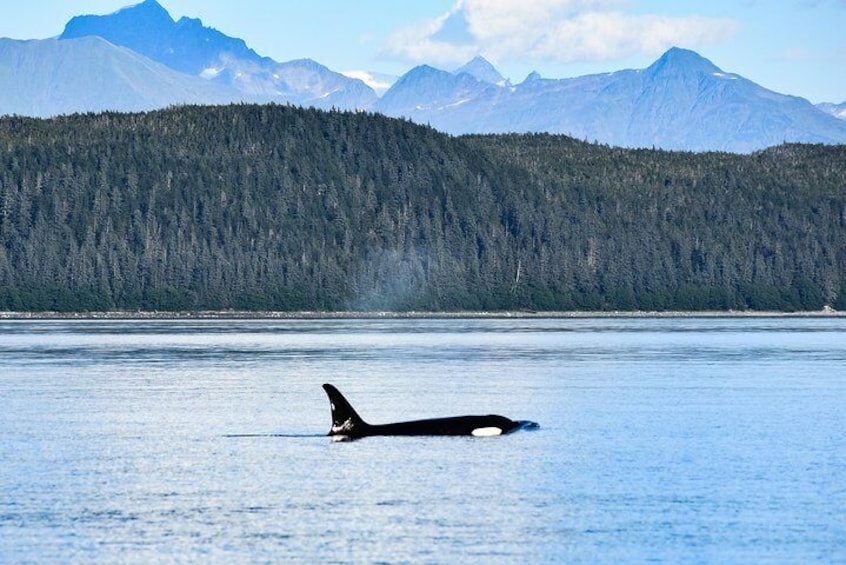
[{"xmin": 1, "ymin": 104, "xmax": 844, "ymax": 312}]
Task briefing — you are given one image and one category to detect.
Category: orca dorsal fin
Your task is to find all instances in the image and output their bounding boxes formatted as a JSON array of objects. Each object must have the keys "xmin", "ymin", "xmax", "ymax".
[{"xmin": 322, "ymin": 383, "xmax": 368, "ymax": 437}]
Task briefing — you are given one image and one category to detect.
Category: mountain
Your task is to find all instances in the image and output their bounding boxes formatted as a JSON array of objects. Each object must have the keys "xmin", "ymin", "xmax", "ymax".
[
  {"xmin": 60, "ymin": 0, "xmax": 259, "ymax": 76},
  {"xmin": 455, "ymin": 56, "xmax": 506, "ymax": 85},
  {"xmin": 818, "ymin": 101, "xmax": 846, "ymax": 120},
  {"xmin": 0, "ymin": 36, "xmax": 245, "ymax": 117},
  {"xmin": 374, "ymin": 65, "xmax": 506, "ymax": 132},
  {"xmin": 377, "ymin": 47, "xmax": 846, "ymax": 153},
  {"xmin": 623, "ymin": 48, "xmax": 846, "ymax": 151},
  {"xmin": 1, "ymin": 0, "xmax": 843, "ymax": 152},
  {"xmin": 58, "ymin": 0, "xmax": 377, "ymax": 110},
  {"xmin": 376, "ymin": 65, "xmax": 494, "ymax": 112}
]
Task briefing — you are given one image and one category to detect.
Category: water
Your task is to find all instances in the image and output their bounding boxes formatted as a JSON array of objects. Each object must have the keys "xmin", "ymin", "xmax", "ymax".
[{"xmin": 1, "ymin": 317, "xmax": 845, "ymax": 563}]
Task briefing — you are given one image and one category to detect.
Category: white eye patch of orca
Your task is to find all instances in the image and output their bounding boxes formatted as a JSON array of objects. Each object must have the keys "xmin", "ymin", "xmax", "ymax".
[{"xmin": 471, "ymin": 427, "xmax": 503, "ymax": 437}]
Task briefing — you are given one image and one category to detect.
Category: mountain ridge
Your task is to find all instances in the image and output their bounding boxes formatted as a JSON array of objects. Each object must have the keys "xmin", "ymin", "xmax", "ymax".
[
  {"xmin": 61, "ymin": 0, "xmax": 268, "ymax": 75},
  {"xmin": 1, "ymin": 104, "xmax": 844, "ymax": 312},
  {"xmin": 0, "ymin": 36, "xmax": 247, "ymax": 117},
  {"xmin": 58, "ymin": 0, "xmax": 377, "ymax": 109},
  {"xmin": 0, "ymin": 1, "xmax": 843, "ymax": 152},
  {"xmin": 455, "ymin": 56, "xmax": 507, "ymax": 85},
  {"xmin": 375, "ymin": 47, "xmax": 846, "ymax": 152}
]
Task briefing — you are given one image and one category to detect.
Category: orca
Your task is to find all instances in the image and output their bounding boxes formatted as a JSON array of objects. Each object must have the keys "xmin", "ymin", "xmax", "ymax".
[{"xmin": 322, "ymin": 383, "xmax": 538, "ymax": 440}]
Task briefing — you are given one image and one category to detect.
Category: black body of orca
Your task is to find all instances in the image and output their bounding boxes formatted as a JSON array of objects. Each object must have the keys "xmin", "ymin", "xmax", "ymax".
[{"xmin": 322, "ymin": 383, "xmax": 538, "ymax": 440}]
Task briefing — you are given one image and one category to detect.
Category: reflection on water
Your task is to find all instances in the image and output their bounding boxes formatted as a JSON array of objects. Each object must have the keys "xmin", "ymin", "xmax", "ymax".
[{"xmin": 1, "ymin": 317, "xmax": 845, "ymax": 562}]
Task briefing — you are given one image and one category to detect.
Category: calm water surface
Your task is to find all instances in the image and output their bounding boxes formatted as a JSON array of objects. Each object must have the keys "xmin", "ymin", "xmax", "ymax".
[{"xmin": 1, "ymin": 317, "xmax": 844, "ymax": 563}]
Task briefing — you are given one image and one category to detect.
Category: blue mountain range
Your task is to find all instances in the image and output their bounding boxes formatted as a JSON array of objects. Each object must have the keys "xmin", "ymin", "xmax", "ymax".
[
  {"xmin": 375, "ymin": 47, "xmax": 846, "ymax": 152},
  {"xmin": 1, "ymin": 0, "xmax": 844, "ymax": 153},
  {"xmin": 57, "ymin": 0, "xmax": 376, "ymax": 110}
]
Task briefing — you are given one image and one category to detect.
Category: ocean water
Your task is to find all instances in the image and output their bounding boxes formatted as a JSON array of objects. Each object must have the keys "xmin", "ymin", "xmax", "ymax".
[{"xmin": 1, "ymin": 317, "xmax": 844, "ymax": 563}]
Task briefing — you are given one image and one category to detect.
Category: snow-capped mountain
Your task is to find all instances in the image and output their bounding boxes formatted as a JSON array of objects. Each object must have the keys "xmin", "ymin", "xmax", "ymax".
[
  {"xmin": 376, "ymin": 48, "xmax": 846, "ymax": 153},
  {"xmin": 57, "ymin": 0, "xmax": 376, "ymax": 110}
]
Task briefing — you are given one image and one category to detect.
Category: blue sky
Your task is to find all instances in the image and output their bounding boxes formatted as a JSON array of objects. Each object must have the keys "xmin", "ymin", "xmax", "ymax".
[{"xmin": 0, "ymin": 0, "xmax": 843, "ymax": 103}]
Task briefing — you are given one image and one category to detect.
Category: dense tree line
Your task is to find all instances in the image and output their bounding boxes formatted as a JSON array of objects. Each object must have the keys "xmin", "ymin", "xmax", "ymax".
[{"xmin": 0, "ymin": 104, "xmax": 844, "ymax": 312}]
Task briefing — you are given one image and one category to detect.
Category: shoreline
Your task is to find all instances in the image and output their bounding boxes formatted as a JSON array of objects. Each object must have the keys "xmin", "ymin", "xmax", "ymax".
[{"xmin": 1, "ymin": 309, "xmax": 843, "ymax": 320}]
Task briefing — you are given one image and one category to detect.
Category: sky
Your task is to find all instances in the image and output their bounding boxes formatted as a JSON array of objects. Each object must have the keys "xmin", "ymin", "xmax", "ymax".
[{"xmin": 0, "ymin": 0, "xmax": 843, "ymax": 103}]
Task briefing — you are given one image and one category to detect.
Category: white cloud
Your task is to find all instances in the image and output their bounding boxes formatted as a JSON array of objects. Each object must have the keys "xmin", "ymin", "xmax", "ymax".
[
  {"xmin": 341, "ymin": 70, "xmax": 397, "ymax": 95},
  {"xmin": 380, "ymin": 0, "xmax": 738, "ymax": 67},
  {"xmin": 530, "ymin": 12, "xmax": 739, "ymax": 63},
  {"xmin": 380, "ymin": 4, "xmax": 477, "ymax": 67}
]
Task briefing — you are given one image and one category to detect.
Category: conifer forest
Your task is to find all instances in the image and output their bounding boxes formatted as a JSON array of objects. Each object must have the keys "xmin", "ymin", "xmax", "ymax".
[{"xmin": 1, "ymin": 104, "xmax": 844, "ymax": 312}]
